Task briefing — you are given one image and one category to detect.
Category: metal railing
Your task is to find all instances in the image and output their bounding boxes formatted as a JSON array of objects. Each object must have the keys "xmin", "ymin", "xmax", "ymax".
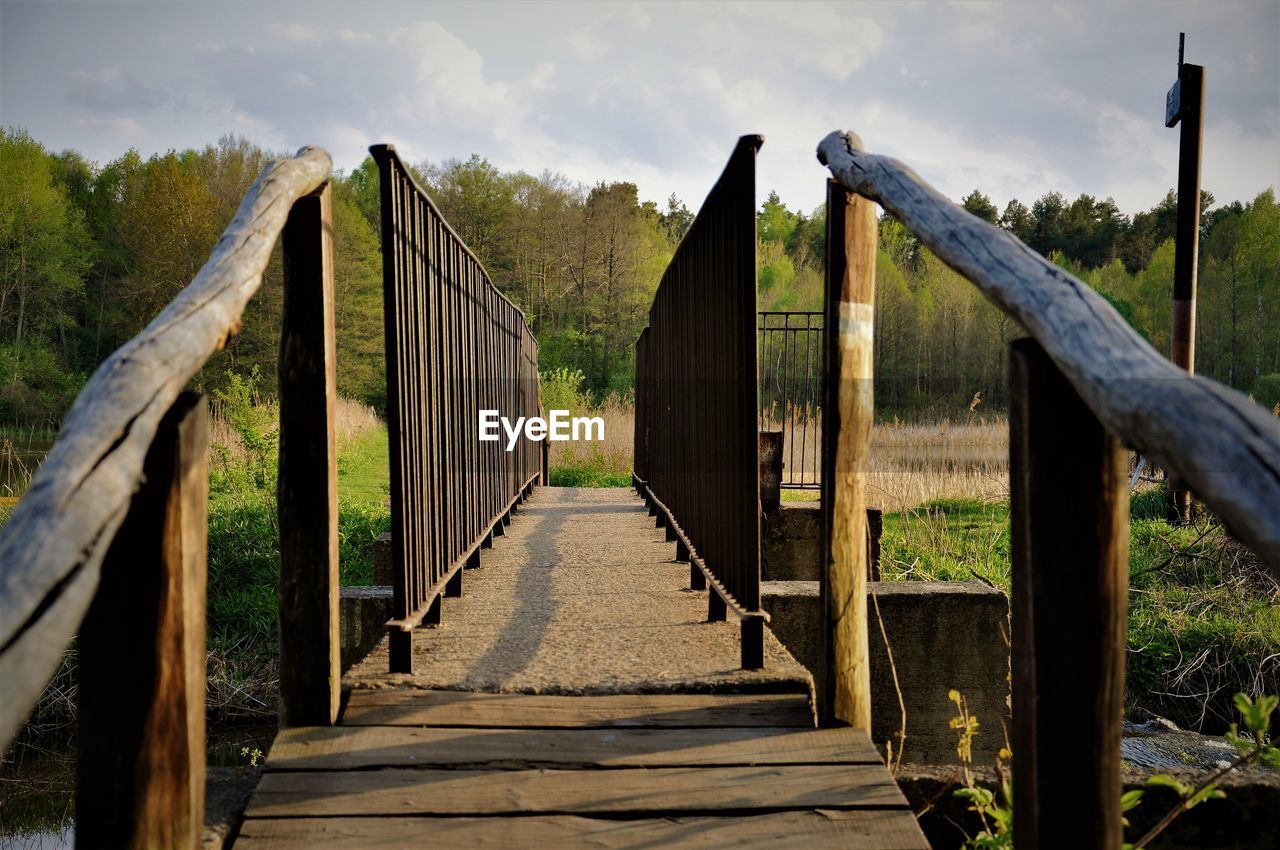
[
  {"xmin": 371, "ymin": 145, "xmax": 544, "ymax": 674},
  {"xmin": 633, "ymin": 135, "xmax": 764, "ymax": 669},
  {"xmin": 758, "ymin": 311, "xmax": 823, "ymax": 488}
]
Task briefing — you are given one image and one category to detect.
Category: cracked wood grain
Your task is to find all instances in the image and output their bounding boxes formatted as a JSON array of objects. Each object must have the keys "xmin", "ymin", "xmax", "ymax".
[
  {"xmin": 817, "ymin": 130, "xmax": 1280, "ymax": 575},
  {"xmin": 0, "ymin": 146, "xmax": 332, "ymax": 748}
]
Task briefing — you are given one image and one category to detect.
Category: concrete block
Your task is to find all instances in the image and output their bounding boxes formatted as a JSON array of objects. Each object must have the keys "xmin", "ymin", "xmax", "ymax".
[
  {"xmin": 763, "ymin": 504, "xmax": 822, "ymax": 580},
  {"xmin": 340, "ymin": 585, "xmax": 392, "ymax": 671},
  {"xmin": 373, "ymin": 532, "xmax": 393, "ymax": 586},
  {"xmin": 761, "ymin": 579, "xmax": 1009, "ymax": 765},
  {"xmin": 868, "ymin": 581, "xmax": 1008, "ymax": 765},
  {"xmin": 762, "ymin": 504, "xmax": 881, "ymax": 581}
]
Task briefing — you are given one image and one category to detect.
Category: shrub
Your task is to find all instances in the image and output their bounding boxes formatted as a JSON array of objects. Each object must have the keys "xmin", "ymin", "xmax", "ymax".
[
  {"xmin": 540, "ymin": 366, "xmax": 592, "ymax": 412},
  {"xmin": 1250, "ymin": 373, "xmax": 1280, "ymax": 413}
]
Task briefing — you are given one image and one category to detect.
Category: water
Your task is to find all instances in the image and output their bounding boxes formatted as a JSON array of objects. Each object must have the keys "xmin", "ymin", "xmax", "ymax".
[
  {"xmin": 0, "ymin": 437, "xmax": 51, "ymax": 501},
  {"xmin": 0, "ymin": 723, "xmax": 275, "ymax": 848}
]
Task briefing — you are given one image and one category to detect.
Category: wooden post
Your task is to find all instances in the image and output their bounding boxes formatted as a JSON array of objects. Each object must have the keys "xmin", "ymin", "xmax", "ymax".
[
  {"xmin": 1168, "ymin": 52, "xmax": 1205, "ymax": 525},
  {"xmin": 77, "ymin": 392, "xmax": 207, "ymax": 849},
  {"xmin": 1009, "ymin": 338, "xmax": 1129, "ymax": 849},
  {"xmin": 278, "ymin": 182, "xmax": 340, "ymax": 727},
  {"xmin": 818, "ymin": 179, "xmax": 875, "ymax": 729}
]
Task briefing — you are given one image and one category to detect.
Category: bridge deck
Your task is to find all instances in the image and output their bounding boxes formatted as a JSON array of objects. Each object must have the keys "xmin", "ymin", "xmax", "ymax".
[{"xmin": 235, "ymin": 487, "xmax": 927, "ymax": 848}]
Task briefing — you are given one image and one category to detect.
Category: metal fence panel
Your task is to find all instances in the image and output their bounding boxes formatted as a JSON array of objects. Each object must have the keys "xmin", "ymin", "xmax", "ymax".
[
  {"xmin": 758, "ymin": 311, "xmax": 824, "ymax": 488},
  {"xmin": 372, "ymin": 144, "xmax": 543, "ymax": 673},
  {"xmin": 633, "ymin": 135, "xmax": 763, "ymax": 668}
]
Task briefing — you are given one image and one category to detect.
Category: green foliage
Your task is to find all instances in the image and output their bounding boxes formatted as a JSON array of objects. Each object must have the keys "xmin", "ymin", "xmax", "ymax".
[
  {"xmin": 206, "ymin": 390, "xmax": 390, "ymax": 657},
  {"xmin": 211, "ymin": 368, "xmax": 278, "ymax": 492},
  {"xmin": 0, "ymin": 342, "xmax": 85, "ymax": 424},
  {"xmin": 548, "ymin": 467, "xmax": 632, "ymax": 487},
  {"xmin": 946, "ymin": 688, "xmax": 1279, "ymax": 850},
  {"xmin": 330, "ymin": 181, "xmax": 386, "ymax": 411},
  {"xmin": 885, "ymin": 498, "xmax": 1280, "ymax": 732},
  {"xmin": 1124, "ymin": 693, "xmax": 1279, "ymax": 849},
  {"xmin": 0, "ymin": 128, "xmax": 92, "ymax": 419},
  {"xmin": 540, "ymin": 366, "xmax": 592, "ymax": 411},
  {"xmin": 962, "ymin": 190, "xmax": 999, "ymax": 225},
  {"xmin": 1250, "ymin": 374, "xmax": 1280, "ymax": 412},
  {"xmin": 1129, "ymin": 486, "xmax": 1167, "ymax": 521},
  {"xmin": 948, "ymin": 689, "xmax": 1013, "ymax": 848}
]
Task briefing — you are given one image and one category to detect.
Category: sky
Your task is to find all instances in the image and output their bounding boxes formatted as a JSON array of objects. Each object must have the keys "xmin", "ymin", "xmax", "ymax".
[{"xmin": 1, "ymin": 0, "xmax": 1277, "ymax": 217}]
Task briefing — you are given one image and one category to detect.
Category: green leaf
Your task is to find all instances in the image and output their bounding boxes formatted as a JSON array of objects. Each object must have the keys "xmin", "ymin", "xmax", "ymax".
[
  {"xmin": 1121, "ymin": 789, "xmax": 1145, "ymax": 812},
  {"xmin": 1147, "ymin": 774, "xmax": 1189, "ymax": 795},
  {"xmin": 1185, "ymin": 784, "xmax": 1226, "ymax": 808}
]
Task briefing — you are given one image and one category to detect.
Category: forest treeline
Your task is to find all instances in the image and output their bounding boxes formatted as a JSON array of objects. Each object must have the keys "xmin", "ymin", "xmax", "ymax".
[{"xmin": 1, "ymin": 126, "xmax": 1277, "ymax": 424}]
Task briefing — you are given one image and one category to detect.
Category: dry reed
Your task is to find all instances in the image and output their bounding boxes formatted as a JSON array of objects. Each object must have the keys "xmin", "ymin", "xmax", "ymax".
[
  {"xmin": 546, "ymin": 392, "xmax": 634, "ymax": 476},
  {"xmin": 207, "ymin": 395, "xmax": 381, "ymax": 471}
]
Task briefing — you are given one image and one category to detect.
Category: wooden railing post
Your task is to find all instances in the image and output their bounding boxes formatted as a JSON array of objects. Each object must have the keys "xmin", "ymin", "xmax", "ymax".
[
  {"xmin": 819, "ymin": 179, "xmax": 875, "ymax": 729},
  {"xmin": 278, "ymin": 182, "xmax": 340, "ymax": 726},
  {"xmin": 77, "ymin": 391, "xmax": 208, "ymax": 849},
  {"xmin": 1009, "ymin": 338, "xmax": 1129, "ymax": 849}
]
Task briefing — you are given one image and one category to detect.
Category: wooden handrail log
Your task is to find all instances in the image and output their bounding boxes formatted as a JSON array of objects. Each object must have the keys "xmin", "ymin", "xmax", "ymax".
[
  {"xmin": 817, "ymin": 130, "xmax": 1280, "ymax": 575},
  {"xmin": 0, "ymin": 146, "xmax": 332, "ymax": 748}
]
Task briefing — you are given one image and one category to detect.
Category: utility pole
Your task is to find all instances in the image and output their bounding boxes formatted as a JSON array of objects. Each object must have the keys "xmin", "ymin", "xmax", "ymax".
[{"xmin": 1165, "ymin": 32, "xmax": 1204, "ymax": 524}]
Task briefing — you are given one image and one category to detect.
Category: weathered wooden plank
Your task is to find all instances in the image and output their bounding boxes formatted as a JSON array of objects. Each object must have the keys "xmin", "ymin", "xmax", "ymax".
[
  {"xmin": 266, "ymin": 725, "xmax": 883, "ymax": 770},
  {"xmin": 235, "ymin": 810, "xmax": 930, "ymax": 850},
  {"xmin": 76, "ymin": 392, "xmax": 208, "ymax": 849},
  {"xmin": 817, "ymin": 130, "xmax": 1280, "ymax": 575},
  {"xmin": 342, "ymin": 690, "xmax": 814, "ymax": 728},
  {"xmin": 1009, "ymin": 339, "xmax": 1129, "ymax": 850},
  {"xmin": 245, "ymin": 764, "xmax": 906, "ymax": 818},
  {"xmin": 820, "ymin": 180, "xmax": 875, "ymax": 729},
  {"xmin": 0, "ymin": 146, "xmax": 332, "ymax": 748},
  {"xmin": 278, "ymin": 182, "xmax": 340, "ymax": 727}
]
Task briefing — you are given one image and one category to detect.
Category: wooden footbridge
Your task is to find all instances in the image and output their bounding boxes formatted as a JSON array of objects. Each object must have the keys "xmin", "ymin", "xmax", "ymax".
[{"xmin": 1, "ymin": 128, "xmax": 1278, "ymax": 850}]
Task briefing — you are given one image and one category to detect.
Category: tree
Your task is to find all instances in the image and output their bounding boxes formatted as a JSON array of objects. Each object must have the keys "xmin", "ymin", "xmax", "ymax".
[
  {"xmin": 660, "ymin": 193, "xmax": 693, "ymax": 244},
  {"xmin": 999, "ymin": 199, "xmax": 1032, "ymax": 243},
  {"xmin": 0, "ymin": 129, "xmax": 90, "ymax": 401},
  {"xmin": 962, "ymin": 190, "xmax": 998, "ymax": 225},
  {"xmin": 117, "ymin": 152, "xmax": 221, "ymax": 325}
]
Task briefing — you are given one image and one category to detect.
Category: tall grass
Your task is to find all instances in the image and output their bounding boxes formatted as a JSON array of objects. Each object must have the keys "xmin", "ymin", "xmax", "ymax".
[{"xmin": 542, "ymin": 367, "xmax": 634, "ymax": 487}]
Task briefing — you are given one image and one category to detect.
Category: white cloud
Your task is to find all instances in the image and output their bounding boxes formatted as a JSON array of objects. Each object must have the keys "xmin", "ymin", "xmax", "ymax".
[
  {"xmin": 70, "ymin": 65, "xmax": 122, "ymax": 84},
  {"xmin": 566, "ymin": 22, "xmax": 607, "ymax": 62},
  {"xmin": 72, "ymin": 115, "xmax": 151, "ymax": 142}
]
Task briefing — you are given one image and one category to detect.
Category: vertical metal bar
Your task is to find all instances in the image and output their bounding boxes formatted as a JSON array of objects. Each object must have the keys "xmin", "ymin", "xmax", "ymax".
[
  {"xmin": 371, "ymin": 144, "xmax": 540, "ymax": 668},
  {"xmin": 633, "ymin": 136, "xmax": 763, "ymax": 668},
  {"xmin": 371, "ymin": 148, "xmax": 413, "ymax": 673}
]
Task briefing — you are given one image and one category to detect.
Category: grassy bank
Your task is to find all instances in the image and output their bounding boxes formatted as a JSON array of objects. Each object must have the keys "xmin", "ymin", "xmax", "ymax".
[
  {"xmin": 543, "ymin": 367, "xmax": 633, "ymax": 487},
  {"xmin": 879, "ymin": 493, "xmax": 1280, "ymax": 733},
  {"xmin": 11, "ymin": 390, "xmax": 392, "ymax": 737},
  {"xmin": 203, "ymin": 389, "xmax": 390, "ymax": 720}
]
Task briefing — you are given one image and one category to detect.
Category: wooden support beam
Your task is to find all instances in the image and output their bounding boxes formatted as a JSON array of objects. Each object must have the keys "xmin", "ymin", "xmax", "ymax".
[
  {"xmin": 0, "ymin": 146, "xmax": 331, "ymax": 750},
  {"xmin": 278, "ymin": 182, "xmax": 340, "ymax": 727},
  {"xmin": 1168, "ymin": 62, "xmax": 1205, "ymax": 525},
  {"xmin": 1009, "ymin": 338, "xmax": 1129, "ymax": 850},
  {"xmin": 77, "ymin": 392, "xmax": 208, "ymax": 849},
  {"xmin": 819, "ymin": 180, "xmax": 875, "ymax": 730}
]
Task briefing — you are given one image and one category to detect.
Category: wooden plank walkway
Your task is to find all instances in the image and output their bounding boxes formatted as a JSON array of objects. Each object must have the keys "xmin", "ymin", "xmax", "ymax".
[
  {"xmin": 235, "ymin": 488, "xmax": 928, "ymax": 848},
  {"xmin": 237, "ymin": 691, "xmax": 927, "ymax": 848}
]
